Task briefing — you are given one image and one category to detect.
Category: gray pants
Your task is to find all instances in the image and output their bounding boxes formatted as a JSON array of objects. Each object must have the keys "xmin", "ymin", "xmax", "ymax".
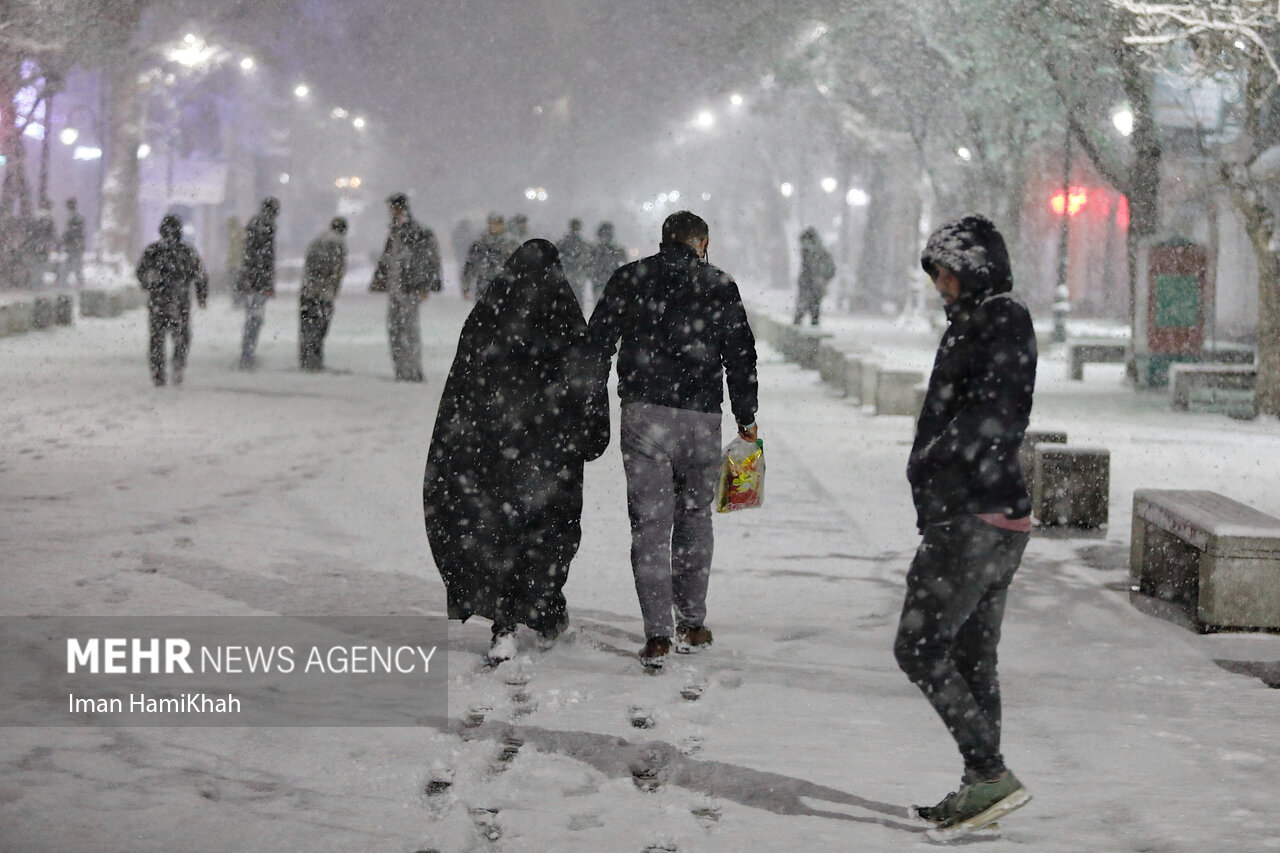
[
  {"xmin": 620, "ymin": 401, "xmax": 722, "ymax": 639},
  {"xmin": 387, "ymin": 292, "xmax": 423, "ymax": 381}
]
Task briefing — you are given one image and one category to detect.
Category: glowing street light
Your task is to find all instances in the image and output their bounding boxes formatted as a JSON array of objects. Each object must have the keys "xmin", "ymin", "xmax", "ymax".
[
  {"xmin": 845, "ymin": 188, "xmax": 869, "ymax": 206},
  {"xmin": 72, "ymin": 146, "xmax": 102, "ymax": 161},
  {"xmin": 525, "ymin": 188, "xmax": 537, "ymax": 200},
  {"xmin": 780, "ymin": 182, "xmax": 794, "ymax": 198},
  {"xmin": 59, "ymin": 127, "xmax": 79, "ymax": 145},
  {"xmin": 352, "ymin": 117, "xmax": 366, "ymax": 129},
  {"xmin": 957, "ymin": 147, "xmax": 973, "ymax": 161},
  {"xmin": 136, "ymin": 143, "xmax": 152, "ymax": 159},
  {"xmin": 701, "ymin": 192, "xmax": 711, "ymax": 201},
  {"xmin": 1112, "ymin": 107, "xmax": 1134, "ymax": 137},
  {"xmin": 293, "ymin": 84, "xmax": 310, "ymax": 100},
  {"xmin": 694, "ymin": 110, "xmax": 715, "ymax": 129},
  {"xmin": 669, "ymin": 190, "xmax": 680, "ymax": 202},
  {"xmin": 279, "ymin": 172, "xmax": 290, "ymax": 184},
  {"xmin": 331, "ymin": 107, "xmax": 349, "ymax": 119},
  {"xmin": 239, "ymin": 57, "xmax": 255, "ymax": 72},
  {"xmin": 820, "ymin": 177, "xmax": 838, "ymax": 193},
  {"xmin": 729, "ymin": 92, "xmax": 744, "ymax": 107}
]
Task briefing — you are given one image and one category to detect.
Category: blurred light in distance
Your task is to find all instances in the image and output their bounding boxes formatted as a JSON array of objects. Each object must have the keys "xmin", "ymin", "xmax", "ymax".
[
  {"xmin": 1049, "ymin": 187, "xmax": 1088, "ymax": 216},
  {"xmin": 59, "ymin": 128, "xmax": 79, "ymax": 145},
  {"xmin": 72, "ymin": 146, "xmax": 101, "ymax": 161},
  {"xmin": 729, "ymin": 93, "xmax": 744, "ymax": 106},
  {"xmin": 846, "ymin": 188, "xmax": 869, "ymax": 206},
  {"xmin": 780, "ymin": 182, "xmax": 794, "ymax": 198},
  {"xmin": 957, "ymin": 147, "xmax": 972, "ymax": 161},
  {"xmin": 294, "ymin": 85, "xmax": 309, "ymax": 99},
  {"xmin": 1112, "ymin": 108, "xmax": 1134, "ymax": 136},
  {"xmin": 820, "ymin": 177, "xmax": 838, "ymax": 193},
  {"xmin": 352, "ymin": 117, "xmax": 366, "ymax": 129},
  {"xmin": 694, "ymin": 110, "xmax": 715, "ymax": 129},
  {"xmin": 137, "ymin": 143, "xmax": 151, "ymax": 159}
]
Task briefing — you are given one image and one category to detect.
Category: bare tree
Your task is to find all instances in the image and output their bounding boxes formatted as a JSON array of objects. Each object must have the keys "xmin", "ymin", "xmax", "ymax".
[{"xmin": 1110, "ymin": 0, "xmax": 1280, "ymax": 415}]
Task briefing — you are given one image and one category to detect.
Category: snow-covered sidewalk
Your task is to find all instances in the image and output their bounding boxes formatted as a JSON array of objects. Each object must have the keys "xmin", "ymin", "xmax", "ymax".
[{"xmin": 1, "ymin": 287, "xmax": 1277, "ymax": 852}]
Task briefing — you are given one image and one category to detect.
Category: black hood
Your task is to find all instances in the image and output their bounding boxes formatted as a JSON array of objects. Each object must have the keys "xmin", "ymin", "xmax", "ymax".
[{"xmin": 920, "ymin": 215, "xmax": 1012, "ymax": 302}]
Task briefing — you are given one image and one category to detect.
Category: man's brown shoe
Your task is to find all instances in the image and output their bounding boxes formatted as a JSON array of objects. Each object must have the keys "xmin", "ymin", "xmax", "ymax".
[
  {"xmin": 639, "ymin": 637, "xmax": 671, "ymax": 669},
  {"xmin": 675, "ymin": 625, "xmax": 713, "ymax": 654}
]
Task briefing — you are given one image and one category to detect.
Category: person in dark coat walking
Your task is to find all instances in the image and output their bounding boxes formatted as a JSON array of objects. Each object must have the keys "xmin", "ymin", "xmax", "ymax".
[
  {"xmin": 588, "ymin": 210, "xmax": 759, "ymax": 669},
  {"xmin": 136, "ymin": 214, "xmax": 208, "ymax": 386},
  {"xmin": 59, "ymin": 197, "xmax": 85, "ymax": 288},
  {"xmin": 372, "ymin": 193, "xmax": 442, "ymax": 382},
  {"xmin": 235, "ymin": 196, "xmax": 280, "ymax": 369},
  {"xmin": 794, "ymin": 226, "xmax": 835, "ymax": 325},
  {"xmin": 462, "ymin": 213, "xmax": 518, "ymax": 300},
  {"xmin": 557, "ymin": 217, "xmax": 592, "ymax": 309},
  {"xmin": 894, "ymin": 214, "xmax": 1036, "ymax": 840},
  {"xmin": 299, "ymin": 217, "xmax": 347, "ymax": 371},
  {"xmin": 424, "ymin": 239, "xmax": 609, "ymax": 664},
  {"xmin": 589, "ymin": 221, "xmax": 627, "ymax": 297}
]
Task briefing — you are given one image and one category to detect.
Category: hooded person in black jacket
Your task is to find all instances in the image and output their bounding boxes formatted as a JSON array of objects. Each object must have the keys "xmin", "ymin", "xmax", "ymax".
[
  {"xmin": 894, "ymin": 215, "xmax": 1036, "ymax": 839},
  {"xmin": 588, "ymin": 210, "xmax": 759, "ymax": 668},
  {"xmin": 424, "ymin": 239, "xmax": 609, "ymax": 664},
  {"xmin": 136, "ymin": 214, "xmax": 208, "ymax": 386}
]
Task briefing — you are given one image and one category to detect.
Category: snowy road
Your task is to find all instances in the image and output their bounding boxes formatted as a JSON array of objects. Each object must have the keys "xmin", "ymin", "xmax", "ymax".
[{"xmin": 2, "ymin": 287, "xmax": 1279, "ymax": 852}]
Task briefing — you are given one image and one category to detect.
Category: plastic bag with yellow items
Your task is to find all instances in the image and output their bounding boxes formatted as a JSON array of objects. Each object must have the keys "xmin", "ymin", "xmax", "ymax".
[{"xmin": 714, "ymin": 437, "xmax": 765, "ymax": 512}]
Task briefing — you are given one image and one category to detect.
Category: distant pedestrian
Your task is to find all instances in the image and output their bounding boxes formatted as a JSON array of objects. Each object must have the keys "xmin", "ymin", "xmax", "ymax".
[
  {"xmin": 508, "ymin": 212, "xmax": 529, "ymax": 241},
  {"xmin": 588, "ymin": 210, "xmax": 759, "ymax": 669},
  {"xmin": 589, "ymin": 221, "xmax": 627, "ymax": 297},
  {"xmin": 59, "ymin": 197, "xmax": 85, "ymax": 288},
  {"xmin": 557, "ymin": 217, "xmax": 592, "ymax": 308},
  {"xmin": 895, "ymin": 215, "xmax": 1037, "ymax": 841},
  {"xmin": 235, "ymin": 197, "xmax": 280, "ymax": 369},
  {"xmin": 299, "ymin": 217, "xmax": 348, "ymax": 372},
  {"xmin": 372, "ymin": 193, "xmax": 441, "ymax": 382},
  {"xmin": 794, "ymin": 226, "xmax": 835, "ymax": 325},
  {"xmin": 136, "ymin": 214, "xmax": 208, "ymax": 387},
  {"xmin": 425, "ymin": 239, "xmax": 609, "ymax": 663},
  {"xmin": 462, "ymin": 213, "xmax": 518, "ymax": 300},
  {"xmin": 26, "ymin": 200, "xmax": 57, "ymax": 289},
  {"xmin": 450, "ymin": 217, "xmax": 474, "ymax": 288}
]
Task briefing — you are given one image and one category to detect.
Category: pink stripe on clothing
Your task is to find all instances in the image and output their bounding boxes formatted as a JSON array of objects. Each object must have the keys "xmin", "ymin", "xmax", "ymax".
[{"xmin": 974, "ymin": 512, "xmax": 1032, "ymax": 532}]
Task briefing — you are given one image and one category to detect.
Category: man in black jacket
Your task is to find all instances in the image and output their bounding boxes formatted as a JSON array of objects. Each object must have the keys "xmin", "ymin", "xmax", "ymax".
[
  {"xmin": 894, "ymin": 215, "xmax": 1036, "ymax": 841},
  {"xmin": 136, "ymin": 214, "xmax": 208, "ymax": 386},
  {"xmin": 373, "ymin": 193, "xmax": 441, "ymax": 382},
  {"xmin": 588, "ymin": 210, "xmax": 758, "ymax": 669}
]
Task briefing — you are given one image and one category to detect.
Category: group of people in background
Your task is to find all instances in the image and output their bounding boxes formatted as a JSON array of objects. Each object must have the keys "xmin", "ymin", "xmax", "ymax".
[
  {"xmin": 131, "ymin": 194, "xmax": 634, "ymax": 389},
  {"xmin": 14, "ymin": 197, "xmax": 85, "ymax": 290}
]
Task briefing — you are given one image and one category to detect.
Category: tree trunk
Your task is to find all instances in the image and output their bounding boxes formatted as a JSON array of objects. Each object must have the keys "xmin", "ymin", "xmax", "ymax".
[
  {"xmin": 1223, "ymin": 165, "xmax": 1280, "ymax": 417},
  {"xmin": 100, "ymin": 58, "xmax": 143, "ymax": 267}
]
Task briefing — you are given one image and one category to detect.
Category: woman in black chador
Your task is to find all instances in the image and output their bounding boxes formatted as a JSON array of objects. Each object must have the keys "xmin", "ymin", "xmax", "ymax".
[{"xmin": 424, "ymin": 239, "xmax": 609, "ymax": 664}]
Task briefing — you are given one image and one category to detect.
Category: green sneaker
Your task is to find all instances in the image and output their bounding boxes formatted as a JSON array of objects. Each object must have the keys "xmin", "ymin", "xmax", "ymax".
[
  {"xmin": 908, "ymin": 789, "xmax": 959, "ymax": 824},
  {"xmin": 928, "ymin": 771, "xmax": 1030, "ymax": 842}
]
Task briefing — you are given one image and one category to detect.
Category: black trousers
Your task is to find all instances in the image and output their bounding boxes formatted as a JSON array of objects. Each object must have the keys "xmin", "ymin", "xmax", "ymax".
[
  {"xmin": 299, "ymin": 296, "xmax": 335, "ymax": 371},
  {"xmin": 893, "ymin": 515, "xmax": 1029, "ymax": 779},
  {"xmin": 148, "ymin": 303, "xmax": 191, "ymax": 385}
]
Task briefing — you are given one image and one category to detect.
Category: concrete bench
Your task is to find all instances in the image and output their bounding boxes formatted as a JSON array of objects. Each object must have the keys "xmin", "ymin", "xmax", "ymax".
[
  {"xmin": 1131, "ymin": 489, "xmax": 1280, "ymax": 631},
  {"xmin": 1018, "ymin": 430, "xmax": 1067, "ymax": 499},
  {"xmin": 0, "ymin": 300, "xmax": 35, "ymax": 335},
  {"xmin": 1033, "ymin": 445, "xmax": 1109, "ymax": 528},
  {"xmin": 778, "ymin": 325, "xmax": 831, "ymax": 369},
  {"xmin": 874, "ymin": 369, "xmax": 925, "ymax": 416},
  {"xmin": 54, "ymin": 293, "xmax": 74, "ymax": 325},
  {"xmin": 1068, "ymin": 340, "xmax": 1127, "ymax": 380},
  {"xmin": 31, "ymin": 296, "xmax": 55, "ymax": 329},
  {"xmin": 1170, "ymin": 364, "xmax": 1256, "ymax": 411}
]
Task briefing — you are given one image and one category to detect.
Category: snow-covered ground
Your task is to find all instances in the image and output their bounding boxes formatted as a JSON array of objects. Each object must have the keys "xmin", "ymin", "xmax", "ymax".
[{"xmin": 2, "ymin": 279, "xmax": 1278, "ymax": 852}]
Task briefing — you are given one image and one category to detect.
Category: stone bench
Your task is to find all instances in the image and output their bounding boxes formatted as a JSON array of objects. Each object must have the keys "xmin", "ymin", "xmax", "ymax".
[
  {"xmin": 0, "ymin": 300, "xmax": 35, "ymax": 335},
  {"xmin": 1033, "ymin": 445, "xmax": 1109, "ymax": 528},
  {"xmin": 54, "ymin": 293, "xmax": 74, "ymax": 325},
  {"xmin": 1068, "ymin": 340, "xmax": 1127, "ymax": 380},
  {"xmin": 1019, "ymin": 430, "xmax": 1067, "ymax": 500},
  {"xmin": 874, "ymin": 369, "xmax": 925, "ymax": 416},
  {"xmin": 1131, "ymin": 489, "xmax": 1280, "ymax": 631},
  {"xmin": 778, "ymin": 325, "xmax": 831, "ymax": 370},
  {"xmin": 1169, "ymin": 363, "xmax": 1256, "ymax": 411}
]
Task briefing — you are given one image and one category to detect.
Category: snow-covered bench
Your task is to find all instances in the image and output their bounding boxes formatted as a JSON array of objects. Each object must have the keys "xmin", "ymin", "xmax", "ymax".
[
  {"xmin": 1169, "ymin": 363, "xmax": 1256, "ymax": 411},
  {"xmin": 874, "ymin": 369, "xmax": 925, "ymax": 417},
  {"xmin": 1068, "ymin": 340, "xmax": 1126, "ymax": 380},
  {"xmin": 1033, "ymin": 445, "xmax": 1109, "ymax": 528},
  {"xmin": 1131, "ymin": 489, "xmax": 1280, "ymax": 631}
]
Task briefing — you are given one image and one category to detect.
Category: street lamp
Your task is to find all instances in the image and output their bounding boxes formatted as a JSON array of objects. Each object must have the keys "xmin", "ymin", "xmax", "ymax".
[
  {"xmin": 780, "ymin": 182, "xmax": 794, "ymax": 198},
  {"xmin": 820, "ymin": 177, "xmax": 838, "ymax": 194},
  {"xmin": 1112, "ymin": 107, "xmax": 1134, "ymax": 137}
]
